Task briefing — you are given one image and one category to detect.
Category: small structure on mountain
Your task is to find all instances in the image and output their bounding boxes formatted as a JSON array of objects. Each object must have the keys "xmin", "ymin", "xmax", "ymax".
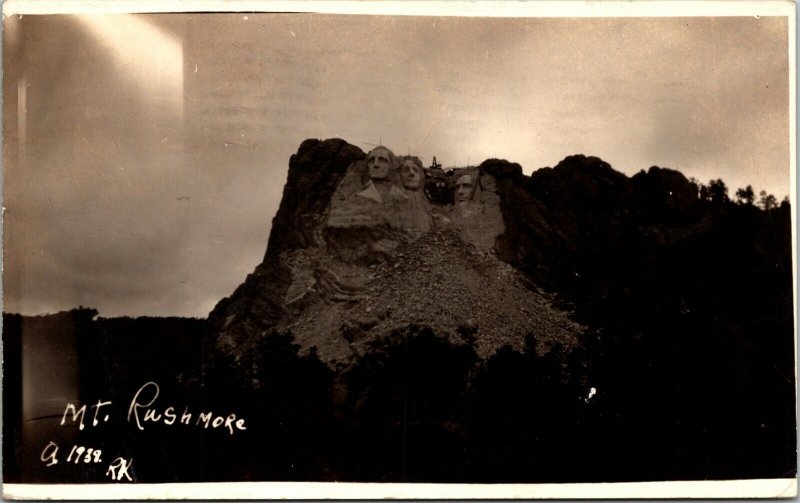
[{"xmin": 423, "ymin": 156, "xmax": 450, "ymax": 204}]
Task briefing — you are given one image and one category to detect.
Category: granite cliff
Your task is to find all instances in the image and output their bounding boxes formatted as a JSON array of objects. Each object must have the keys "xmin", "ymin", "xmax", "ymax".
[
  {"xmin": 208, "ymin": 139, "xmax": 586, "ymax": 368},
  {"xmin": 207, "ymin": 136, "xmax": 792, "ymax": 389}
]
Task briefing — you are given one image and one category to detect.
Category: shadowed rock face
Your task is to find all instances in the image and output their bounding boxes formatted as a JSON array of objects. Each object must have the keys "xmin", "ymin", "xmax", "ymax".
[
  {"xmin": 209, "ymin": 139, "xmax": 584, "ymax": 368},
  {"xmin": 210, "ymin": 138, "xmax": 366, "ymax": 355}
]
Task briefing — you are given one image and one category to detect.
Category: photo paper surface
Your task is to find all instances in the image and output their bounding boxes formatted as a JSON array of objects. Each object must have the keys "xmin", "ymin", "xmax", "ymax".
[{"xmin": 2, "ymin": 1, "xmax": 796, "ymax": 499}]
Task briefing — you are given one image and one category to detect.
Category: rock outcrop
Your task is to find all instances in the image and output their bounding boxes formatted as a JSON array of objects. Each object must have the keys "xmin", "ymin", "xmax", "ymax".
[{"xmin": 209, "ymin": 139, "xmax": 585, "ymax": 368}]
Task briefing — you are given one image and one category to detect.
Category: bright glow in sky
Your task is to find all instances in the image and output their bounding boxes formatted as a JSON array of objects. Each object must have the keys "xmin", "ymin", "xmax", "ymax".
[{"xmin": 75, "ymin": 15, "xmax": 184, "ymax": 116}]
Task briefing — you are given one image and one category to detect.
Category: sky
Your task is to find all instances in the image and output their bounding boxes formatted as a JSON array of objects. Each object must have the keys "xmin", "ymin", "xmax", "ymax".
[{"xmin": 2, "ymin": 11, "xmax": 791, "ymax": 317}]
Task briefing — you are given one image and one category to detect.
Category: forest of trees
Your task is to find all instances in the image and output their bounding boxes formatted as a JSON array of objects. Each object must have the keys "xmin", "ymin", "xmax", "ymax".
[{"xmin": 697, "ymin": 178, "xmax": 785, "ymax": 210}]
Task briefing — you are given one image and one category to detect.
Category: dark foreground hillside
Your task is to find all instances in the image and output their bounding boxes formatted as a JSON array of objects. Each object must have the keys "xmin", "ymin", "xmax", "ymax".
[{"xmin": 3, "ymin": 144, "xmax": 795, "ymax": 483}]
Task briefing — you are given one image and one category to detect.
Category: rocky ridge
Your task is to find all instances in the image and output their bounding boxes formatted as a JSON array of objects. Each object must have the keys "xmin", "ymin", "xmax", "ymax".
[{"xmin": 210, "ymin": 138, "xmax": 592, "ymax": 368}]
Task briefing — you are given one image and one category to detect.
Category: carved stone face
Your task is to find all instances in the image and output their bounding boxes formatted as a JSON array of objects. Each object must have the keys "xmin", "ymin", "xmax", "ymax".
[
  {"xmin": 480, "ymin": 172, "xmax": 498, "ymax": 193},
  {"xmin": 454, "ymin": 175, "xmax": 474, "ymax": 203},
  {"xmin": 400, "ymin": 159, "xmax": 423, "ymax": 190},
  {"xmin": 367, "ymin": 147, "xmax": 393, "ymax": 180}
]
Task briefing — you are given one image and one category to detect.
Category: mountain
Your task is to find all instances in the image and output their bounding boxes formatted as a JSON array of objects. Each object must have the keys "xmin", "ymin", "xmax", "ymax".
[
  {"xmin": 208, "ymin": 139, "xmax": 793, "ymax": 373},
  {"xmin": 208, "ymin": 139, "xmax": 587, "ymax": 368},
  {"xmin": 198, "ymin": 139, "xmax": 794, "ymax": 481},
  {"xmin": 4, "ymin": 138, "xmax": 794, "ymax": 483}
]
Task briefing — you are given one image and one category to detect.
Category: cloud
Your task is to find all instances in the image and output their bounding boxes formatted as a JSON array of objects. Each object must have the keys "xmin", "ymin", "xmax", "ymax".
[{"xmin": 3, "ymin": 14, "xmax": 790, "ymax": 317}]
